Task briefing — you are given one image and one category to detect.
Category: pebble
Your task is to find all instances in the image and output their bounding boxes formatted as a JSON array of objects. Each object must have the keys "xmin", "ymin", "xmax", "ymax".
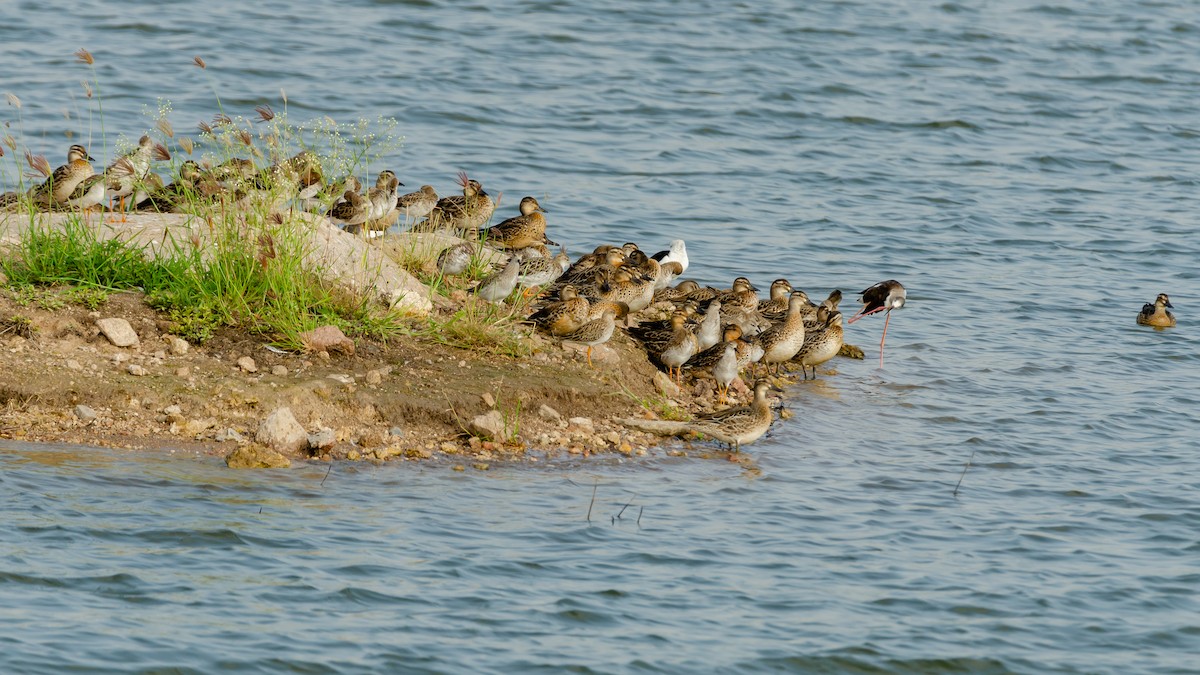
[
  {"xmin": 73, "ymin": 404, "xmax": 97, "ymax": 422},
  {"xmin": 127, "ymin": 364, "xmax": 148, "ymax": 377},
  {"xmin": 653, "ymin": 370, "xmax": 681, "ymax": 398},
  {"xmin": 65, "ymin": 359, "xmax": 82, "ymax": 371},
  {"xmin": 168, "ymin": 337, "xmax": 189, "ymax": 356},
  {"xmin": 327, "ymin": 374, "xmax": 354, "ymax": 384},
  {"xmin": 271, "ymin": 365, "xmax": 287, "ymax": 376},
  {"xmin": 481, "ymin": 392, "xmax": 496, "ymax": 408},
  {"xmin": 307, "ymin": 427, "xmax": 336, "ymax": 450},
  {"xmin": 175, "ymin": 366, "xmax": 191, "ymax": 377},
  {"xmin": 567, "ymin": 416, "xmax": 594, "ymax": 434},
  {"xmin": 215, "ymin": 428, "xmax": 245, "ymax": 443},
  {"xmin": 256, "ymin": 407, "xmax": 309, "ymax": 454},
  {"xmin": 467, "ymin": 410, "xmax": 506, "ymax": 440},
  {"xmin": 537, "ymin": 404, "xmax": 562, "ymax": 421},
  {"xmin": 96, "ymin": 317, "xmax": 140, "ymax": 348},
  {"xmin": 389, "ymin": 426, "xmax": 404, "ymax": 437},
  {"xmin": 364, "ymin": 369, "xmax": 382, "ymax": 385},
  {"xmin": 237, "ymin": 356, "xmax": 258, "ymax": 373}
]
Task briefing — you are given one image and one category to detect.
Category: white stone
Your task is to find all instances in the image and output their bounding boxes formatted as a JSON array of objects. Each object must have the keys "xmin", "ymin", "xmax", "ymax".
[
  {"xmin": 467, "ymin": 410, "xmax": 507, "ymax": 441},
  {"xmin": 567, "ymin": 417, "xmax": 594, "ymax": 434},
  {"xmin": 307, "ymin": 427, "xmax": 336, "ymax": 450},
  {"xmin": 271, "ymin": 365, "xmax": 288, "ymax": 376},
  {"xmin": 237, "ymin": 356, "xmax": 258, "ymax": 373},
  {"xmin": 73, "ymin": 404, "xmax": 97, "ymax": 421},
  {"xmin": 256, "ymin": 407, "xmax": 309, "ymax": 455},
  {"xmin": 537, "ymin": 404, "xmax": 562, "ymax": 422},
  {"xmin": 168, "ymin": 337, "xmax": 189, "ymax": 356},
  {"xmin": 96, "ymin": 318, "xmax": 140, "ymax": 348},
  {"xmin": 127, "ymin": 364, "xmax": 148, "ymax": 376}
]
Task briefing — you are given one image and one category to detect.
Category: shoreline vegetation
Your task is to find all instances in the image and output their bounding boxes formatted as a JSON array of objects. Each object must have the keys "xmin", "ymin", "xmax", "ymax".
[{"xmin": 0, "ymin": 50, "xmax": 863, "ymax": 469}]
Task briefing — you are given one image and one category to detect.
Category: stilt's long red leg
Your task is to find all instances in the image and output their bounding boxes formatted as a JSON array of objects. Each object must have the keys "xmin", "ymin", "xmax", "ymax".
[{"xmin": 879, "ymin": 310, "xmax": 891, "ymax": 368}]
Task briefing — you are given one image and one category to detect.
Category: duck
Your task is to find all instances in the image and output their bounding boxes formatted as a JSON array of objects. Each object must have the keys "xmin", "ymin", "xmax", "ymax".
[
  {"xmin": 655, "ymin": 314, "xmax": 700, "ymax": 384},
  {"xmin": 63, "ymin": 173, "xmax": 106, "ymax": 214},
  {"xmin": 683, "ymin": 324, "xmax": 743, "ymax": 403},
  {"xmin": 396, "ymin": 184, "xmax": 438, "ymax": 224},
  {"xmin": 526, "ymin": 284, "xmax": 591, "ymax": 336},
  {"xmin": 694, "ymin": 299, "xmax": 723, "ymax": 352},
  {"xmin": 423, "ymin": 171, "xmax": 495, "ymax": 235},
  {"xmin": 687, "ymin": 380, "xmax": 777, "ymax": 451},
  {"xmin": 793, "ymin": 308, "xmax": 844, "ymax": 379},
  {"xmin": 560, "ymin": 304, "xmax": 624, "ymax": 367},
  {"xmin": 1136, "ymin": 293, "xmax": 1176, "ymax": 328},
  {"xmin": 328, "ymin": 188, "xmax": 370, "ymax": 229},
  {"xmin": 483, "ymin": 196, "xmax": 555, "ymax": 250},
  {"xmin": 105, "ymin": 135, "xmax": 169, "ymax": 220},
  {"xmin": 653, "ymin": 279, "xmax": 701, "ymax": 304},
  {"xmin": 436, "ymin": 241, "xmax": 476, "ymax": 276},
  {"xmin": 134, "ymin": 160, "xmax": 203, "ymax": 212},
  {"xmin": 472, "ymin": 255, "xmax": 520, "ymax": 304},
  {"xmin": 29, "ymin": 144, "xmax": 95, "ymax": 207},
  {"xmin": 754, "ymin": 290, "xmax": 808, "ymax": 376},
  {"xmin": 516, "ymin": 248, "xmax": 571, "ymax": 289}
]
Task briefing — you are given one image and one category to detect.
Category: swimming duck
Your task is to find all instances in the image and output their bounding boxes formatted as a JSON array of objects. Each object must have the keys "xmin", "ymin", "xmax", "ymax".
[{"xmin": 1136, "ymin": 293, "xmax": 1176, "ymax": 328}]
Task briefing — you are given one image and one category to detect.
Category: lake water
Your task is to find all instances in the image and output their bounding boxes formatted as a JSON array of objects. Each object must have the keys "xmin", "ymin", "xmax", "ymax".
[{"xmin": 3, "ymin": 0, "xmax": 1200, "ymax": 672}]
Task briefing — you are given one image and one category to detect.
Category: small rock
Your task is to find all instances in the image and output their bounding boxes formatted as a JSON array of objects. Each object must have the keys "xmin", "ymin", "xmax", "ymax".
[
  {"xmin": 365, "ymin": 369, "xmax": 382, "ymax": 385},
  {"xmin": 537, "ymin": 404, "xmax": 562, "ymax": 422},
  {"xmin": 127, "ymin": 364, "xmax": 148, "ymax": 377},
  {"xmin": 225, "ymin": 445, "xmax": 291, "ymax": 469},
  {"xmin": 308, "ymin": 427, "xmax": 336, "ymax": 450},
  {"xmin": 327, "ymin": 374, "xmax": 354, "ymax": 385},
  {"xmin": 163, "ymin": 404, "xmax": 182, "ymax": 416},
  {"xmin": 653, "ymin": 370, "xmax": 681, "ymax": 398},
  {"xmin": 300, "ymin": 325, "xmax": 355, "ymax": 355},
  {"xmin": 183, "ymin": 418, "xmax": 215, "ymax": 436},
  {"xmin": 604, "ymin": 431, "xmax": 622, "ymax": 446},
  {"xmin": 96, "ymin": 318, "xmax": 140, "ymax": 348},
  {"xmin": 481, "ymin": 392, "xmax": 496, "ymax": 408},
  {"xmin": 73, "ymin": 404, "xmax": 97, "ymax": 422},
  {"xmin": 467, "ymin": 410, "xmax": 507, "ymax": 441},
  {"xmin": 256, "ymin": 407, "xmax": 308, "ymax": 454},
  {"xmin": 237, "ymin": 356, "xmax": 258, "ymax": 373},
  {"xmin": 111, "ymin": 353, "xmax": 129, "ymax": 364},
  {"xmin": 168, "ymin": 337, "xmax": 189, "ymax": 356},
  {"xmin": 215, "ymin": 428, "xmax": 245, "ymax": 443},
  {"xmin": 65, "ymin": 359, "xmax": 83, "ymax": 371},
  {"xmin": 567, "ymin": 416, "xmax": 594, "ymax": 435},
  {"xmin": 175, "ymin": 366, "xmax": 191, "ymax": 377},
  {"xmin": 271, "ymin": 365, "xmax": 287, "ymax": 376},
  {"xmin": 389, "ymin": 426, "xmax": 404, "ymax": 437}
]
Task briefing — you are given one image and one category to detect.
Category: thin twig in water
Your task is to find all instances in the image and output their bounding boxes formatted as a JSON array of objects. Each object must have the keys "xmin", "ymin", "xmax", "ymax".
[
  {"xmin": 637, "ymin": 506, "xmax": 644, "ymax": 527},
  {"xmin": 614, "ymin": 493, "xmax": 637, "ymax": 520},
  {"xmin": 586, "ymin": 480, "xmax": 597, "ymax": 522},
  {"xmin": 953, "ymin": 449, "xmax": 976, "ymax": 498},
  {"xmin": 321, "ymin": 462, "xmax": 333, "ymax": 487}
]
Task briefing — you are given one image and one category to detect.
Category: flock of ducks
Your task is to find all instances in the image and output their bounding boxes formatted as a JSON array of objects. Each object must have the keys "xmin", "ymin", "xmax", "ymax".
[{"xmin": 3, "ymin": 139, "xmax": 1180, "ymax": 451}]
